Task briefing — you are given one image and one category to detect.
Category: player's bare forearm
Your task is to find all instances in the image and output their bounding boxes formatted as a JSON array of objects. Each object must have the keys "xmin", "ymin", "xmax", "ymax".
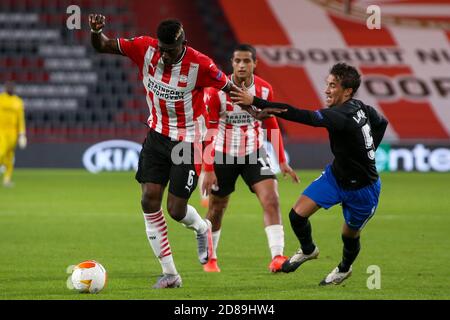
[
  {"xmin": 89, "ymin": 13, "xmax": 121, "ymax": 55},
  {"xmin": 91, "ymin": 33, "xmax": 121, "ymax": 54}
]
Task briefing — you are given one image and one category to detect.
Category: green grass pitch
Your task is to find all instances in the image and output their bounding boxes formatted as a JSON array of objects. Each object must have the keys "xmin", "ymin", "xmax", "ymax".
[{"xmin": 1, "ymin": 169, "xmax": 449, "ymax": 300}]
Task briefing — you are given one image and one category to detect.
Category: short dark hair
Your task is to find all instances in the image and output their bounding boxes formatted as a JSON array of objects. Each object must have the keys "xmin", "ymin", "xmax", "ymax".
[
  {"xmin": 330, "ymin": 62, "xmax": 361, "ymax": 97},
  {"xmin": 157, "ymin": 19, "xmax": 185, "ymax": 45},
  {"xmin": 233, "ymin": 44, "xmax": 257, "ymax": 61}
]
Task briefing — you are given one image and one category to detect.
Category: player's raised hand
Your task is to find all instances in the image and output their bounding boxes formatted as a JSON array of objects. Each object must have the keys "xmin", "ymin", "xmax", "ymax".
[
  {"xmin": 89, "ymin": 14, "xmax": 121, "ymax": 54},
  {"xmin": 89, "ymin": 14, "xmax": 106, "ymax": 32},
  {"xmin": 280, "ymin": 162, "xmax": 300, "ymax": 183}
]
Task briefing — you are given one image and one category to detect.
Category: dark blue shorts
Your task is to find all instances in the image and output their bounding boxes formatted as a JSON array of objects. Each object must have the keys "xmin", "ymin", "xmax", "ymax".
[{"xmin": 303, "ymin": 165, "xmax": 381, "ymax": 230}]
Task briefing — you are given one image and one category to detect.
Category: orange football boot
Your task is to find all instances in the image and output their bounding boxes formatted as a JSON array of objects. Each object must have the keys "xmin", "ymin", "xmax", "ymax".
[
  {"xmin": 269, "ymin": 255, "xmax": 288, "ymax": 273},
  {"xmin": 203, "ymin": 258, "xmax": 221, "ymax": 272}
]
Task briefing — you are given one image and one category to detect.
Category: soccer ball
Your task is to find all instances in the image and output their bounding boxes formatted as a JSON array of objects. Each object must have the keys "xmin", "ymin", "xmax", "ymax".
[{"xmin": 70, "ymin": 260, "xmax": 107, "ymax": 293}]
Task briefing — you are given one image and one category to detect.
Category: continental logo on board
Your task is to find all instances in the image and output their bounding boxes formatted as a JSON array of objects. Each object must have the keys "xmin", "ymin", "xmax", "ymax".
[{"xmin": 376, "ymin": 144, "xmax": 450, "ymax": 172}]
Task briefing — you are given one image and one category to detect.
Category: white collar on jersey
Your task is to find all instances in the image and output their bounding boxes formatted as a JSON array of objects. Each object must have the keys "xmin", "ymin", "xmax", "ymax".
[{"xmin": 231, "ymin": 74, "xmax": 254, "ymax": 89}]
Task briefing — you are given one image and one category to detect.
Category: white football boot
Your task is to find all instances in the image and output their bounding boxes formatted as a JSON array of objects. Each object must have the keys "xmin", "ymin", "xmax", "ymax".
[
  {"xmin": 196, "ymin": 219, "xmax": 213, "ymax": 265},
  {"xmin": 281, "ymin": 246, "xmax": 319, "ymax": 273},
  {"xmin": 319, "ymin": 266, "xmax": 352, "ymax": 286},
  {"xmin": 152, "ymin": 274, "xmax": 182, "ymax": 289}
]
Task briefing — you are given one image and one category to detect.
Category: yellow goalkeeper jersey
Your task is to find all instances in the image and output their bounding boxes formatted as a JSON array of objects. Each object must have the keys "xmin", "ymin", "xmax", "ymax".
[{"xmin": 0, "ymin": 92, "xmax": 25, "ymax": 135}]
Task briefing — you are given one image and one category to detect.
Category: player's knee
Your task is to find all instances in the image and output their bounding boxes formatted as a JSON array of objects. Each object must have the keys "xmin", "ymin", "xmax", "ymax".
[
  {"xmin": 140, "ymin": 192, "xmax": 161, "ymax": 213},
  {"xmin": 261, "ymin": 193, "xmax": 280, "ymax": 213},
  {"xmin": 167, "ymin": 200, "xmax": 187, "ymax": 221}
]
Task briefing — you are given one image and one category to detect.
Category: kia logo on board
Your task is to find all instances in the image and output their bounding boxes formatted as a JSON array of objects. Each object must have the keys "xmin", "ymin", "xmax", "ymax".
[{"xmin": 82, "ymin": 140, "xmax": 142, "ymax": 173}]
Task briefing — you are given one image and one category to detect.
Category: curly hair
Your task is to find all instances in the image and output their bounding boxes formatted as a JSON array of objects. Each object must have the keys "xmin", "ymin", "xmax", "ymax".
[
  {"xmin": 330, "ymin": 62, "xmax": 361, "ymax": 97},
  {"xmin": 157, "ymin": 19, "xmax": 185, "ymax": 45}
]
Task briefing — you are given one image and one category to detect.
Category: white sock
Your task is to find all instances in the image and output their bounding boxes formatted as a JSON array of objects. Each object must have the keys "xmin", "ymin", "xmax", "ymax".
[
  {"xmin": 180, "ymin": 204, "xmax": 207, "ymax": 234},
  {"xmin": 143, "ymin": 210, "xmax": 178, "ymax": 275},
  {"xmin": 265, "ymin": 224, "xmax": 284, "ymax": 258},
  {"xmin": 211, "ymin": 229, "xmax": 221, "ymax": 259}
]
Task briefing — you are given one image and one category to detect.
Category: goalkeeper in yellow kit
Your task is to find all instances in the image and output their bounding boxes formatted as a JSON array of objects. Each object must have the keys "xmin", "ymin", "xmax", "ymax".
[{"xmin": 0, "ymin": 82, "xmax": 27, "ymax": 187}]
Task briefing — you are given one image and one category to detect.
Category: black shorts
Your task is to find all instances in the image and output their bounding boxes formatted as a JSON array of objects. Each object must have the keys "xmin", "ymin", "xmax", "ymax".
[
  {"xmin": 135, "ymin": 129, "xmax": 201, "ymax": 199},
  {"xmin": 211, "ymin": 148, "xmax": 276, "ymax": 197}
]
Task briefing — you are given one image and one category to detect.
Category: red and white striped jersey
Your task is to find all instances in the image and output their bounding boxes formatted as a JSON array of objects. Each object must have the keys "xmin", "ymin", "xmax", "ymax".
[
  {"xmin": 118, "ymin": 36, "xmax": 228, "ymax": 142},
  {"xmin": 205, "ymin": 75, "xmax": 287, "ymax": 160}
]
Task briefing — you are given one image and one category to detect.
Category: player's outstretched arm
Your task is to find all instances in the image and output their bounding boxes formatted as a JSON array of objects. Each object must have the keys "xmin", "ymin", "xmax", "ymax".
[
  {"xmin": 230, "ymin": 84, "xmax": 320, "ymax": 127},
  {"xmin": 89, "ymin": 14, "xmax": 121, "ymax": 55}
]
